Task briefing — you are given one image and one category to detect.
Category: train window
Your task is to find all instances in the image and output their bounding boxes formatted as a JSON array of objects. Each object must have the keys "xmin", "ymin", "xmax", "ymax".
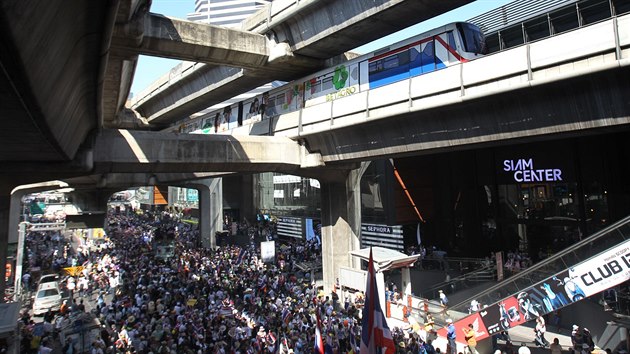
[
  {"xmin": 457, "ymin": 22, "xmax": 486, "ymax": 54},
  {"xmin": 409, "ymin": 48, "xmax": 420, "ymax": 62},
  {"xmin": 383, "ymin": 56, "xmax": 399, "ymax": 70},
  {"xmin": 399, "ymin": 50, "xmax": 410, "ymax": 65},
  {"xmin": 369, "ymin": 61, "xmax": 383, "ymax": 74},
  {"xmin": 322, "ymin": 77, "xmax": 333, "ymax": 91},
  {"xmin": 275, "ymin": 94, "xmax": 285, "ymax": 106},
  {"xmin": 268, "ymin": 97, "xmax": 276, "ymax": 108},
  {"xmin": 420, "ymin": 40, "xmax": 435, "ymax": 72},
  {"xmin": 310, "ymin": 80, "xmax": 321, "ymax": 94},
  {"xmin": 448, "ymin": 31, "xmax": 456, "ymax": 50}
]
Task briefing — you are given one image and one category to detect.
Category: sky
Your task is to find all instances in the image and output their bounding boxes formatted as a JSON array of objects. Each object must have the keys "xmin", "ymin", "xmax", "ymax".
[{"xmin": 130, "ymin": 0, "xmax": 514, "ymax": 97}]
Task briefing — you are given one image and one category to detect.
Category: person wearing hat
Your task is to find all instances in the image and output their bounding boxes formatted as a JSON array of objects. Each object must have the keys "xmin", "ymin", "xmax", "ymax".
[{"xmin": 446, "ymin": 319, "xmax": 456, "ymax": 354}]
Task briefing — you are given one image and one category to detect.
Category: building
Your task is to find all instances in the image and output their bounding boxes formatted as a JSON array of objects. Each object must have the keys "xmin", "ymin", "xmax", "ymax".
[{"xmin": 187, "ymin": 0, "xmax": 271, "ymax": 28}]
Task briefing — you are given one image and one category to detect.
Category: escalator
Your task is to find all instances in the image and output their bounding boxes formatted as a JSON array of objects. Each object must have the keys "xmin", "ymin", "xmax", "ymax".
[{"xmin": 430, "ymin": 215, "xmax": 630, "ymax": 341}]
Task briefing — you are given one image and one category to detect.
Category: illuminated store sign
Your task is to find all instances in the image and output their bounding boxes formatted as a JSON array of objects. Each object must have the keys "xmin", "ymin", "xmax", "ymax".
[{"xmin": 503, "ymin": 158, "xmax": 563, "ymax": 182}]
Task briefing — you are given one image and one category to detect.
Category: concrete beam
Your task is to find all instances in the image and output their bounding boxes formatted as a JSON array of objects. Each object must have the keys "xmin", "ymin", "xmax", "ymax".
[
  {"xmin": 131, "ymin": 0, "xmax": 472, "ymax": 126},
  {"xmin": 112, "ymin": 14, "xmax": 271, "ymax": 69},
  {"xmin": 93, "ymin": 129, "xmax": 323, "ymax": 174}
]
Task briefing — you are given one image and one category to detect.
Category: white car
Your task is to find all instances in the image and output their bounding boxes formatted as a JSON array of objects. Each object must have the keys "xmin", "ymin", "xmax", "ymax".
[
  {"xmin": 36, "ymin": 274, "xmax": 60, "ymax": 291},
  {"xmin": 32, "ymin": 282, "xmax": 62, "ymax": 315}
]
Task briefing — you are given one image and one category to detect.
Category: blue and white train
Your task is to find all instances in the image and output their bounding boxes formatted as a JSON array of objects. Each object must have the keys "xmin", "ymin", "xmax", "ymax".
[{"xmin": 175, "ymin": 22, "xmax": 485, "ymax": 134}]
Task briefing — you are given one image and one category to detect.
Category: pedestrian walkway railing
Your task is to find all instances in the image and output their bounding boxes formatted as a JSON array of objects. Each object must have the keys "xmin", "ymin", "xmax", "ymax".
[
  {"xmin": 418, "ymin": 265, "xmax": 496, "ymax": 302},
  {"xmin": 447, "ymin": 214, "xmax": 630, "ymax": 319},
  {"xmin": 27, "ymin": 222, "xmax": 66, "ymax": 231}
]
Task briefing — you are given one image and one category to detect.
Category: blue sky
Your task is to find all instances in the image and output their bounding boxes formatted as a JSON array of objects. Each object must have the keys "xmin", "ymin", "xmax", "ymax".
[{"xmin": 130, "ymin": 0, "xmax": 513, "ymax": 97}]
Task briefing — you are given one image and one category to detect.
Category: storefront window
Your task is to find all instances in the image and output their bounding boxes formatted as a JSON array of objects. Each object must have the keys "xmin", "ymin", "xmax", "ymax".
[
  {"xmin": 583, "ymin": 181, "xmax": 609, "ymax": 235},
  {"xmin": 498, "ymin": 181, "xmax": 582, "ymax": 260}
]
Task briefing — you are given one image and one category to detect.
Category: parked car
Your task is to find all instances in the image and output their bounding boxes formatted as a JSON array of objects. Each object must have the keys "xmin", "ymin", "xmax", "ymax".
[
  {"xmin": 36, "ymin": 273, "xmax": 60, "ymax": 291},
  {"xmin": 32, "ymin": 281, "xmax": 62, "ymax": 315}
]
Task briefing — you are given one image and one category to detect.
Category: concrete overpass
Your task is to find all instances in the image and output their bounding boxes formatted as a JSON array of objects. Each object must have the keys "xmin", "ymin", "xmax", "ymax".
[
  {"xmin": 0, "ymin": 0, "xmax": 470, "ymax": 187},
  {"xmin": 130, "ymin": 0, "xmax": 475, "ymax": 127},
  {"xmin": 216, "ymin": 14, "xmax": 630, "ymax": 164}
]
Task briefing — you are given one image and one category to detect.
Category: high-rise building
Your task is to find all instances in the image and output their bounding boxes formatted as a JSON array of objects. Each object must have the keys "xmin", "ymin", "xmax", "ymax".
[{"xmin": 187, "ymin": 0, "xmax": 271, "ymax": 28}]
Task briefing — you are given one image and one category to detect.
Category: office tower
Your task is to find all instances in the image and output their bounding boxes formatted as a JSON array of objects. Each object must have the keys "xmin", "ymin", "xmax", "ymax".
[{"xmin": 188, "ymin": 0, "xmax": 271, "ymax": 28}]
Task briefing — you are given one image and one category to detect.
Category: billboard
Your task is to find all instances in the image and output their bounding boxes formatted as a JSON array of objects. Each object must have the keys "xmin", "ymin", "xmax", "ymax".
[{"xmin": 438, "ymin": 239, "xmax": 630, "ymax": 344}]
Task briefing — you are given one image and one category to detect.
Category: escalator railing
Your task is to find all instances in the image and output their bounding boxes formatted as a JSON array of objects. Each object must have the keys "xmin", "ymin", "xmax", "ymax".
[
  {"xmin": 419, "ymin": 265, "xmax": 496, "ymax": 301},
  {"xmin": 447, "ymin": 215, "xmax": 630, "ymax": 319}
]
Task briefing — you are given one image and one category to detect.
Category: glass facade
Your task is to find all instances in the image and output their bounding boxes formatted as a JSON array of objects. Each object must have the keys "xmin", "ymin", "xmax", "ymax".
[{"xmin": 392, "ymin": 132, "xmax": 630, "ymax": 258}]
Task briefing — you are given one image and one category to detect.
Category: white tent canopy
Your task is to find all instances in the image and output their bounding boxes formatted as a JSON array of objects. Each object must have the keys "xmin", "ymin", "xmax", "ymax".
[{"xmin": 350, "ymin": 246, "xmax": 420, "ymax": 272}]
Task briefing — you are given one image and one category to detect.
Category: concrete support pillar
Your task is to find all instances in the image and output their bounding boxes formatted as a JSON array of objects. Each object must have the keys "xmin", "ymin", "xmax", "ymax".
[
  {"xmin": 320, "ymin": 165, "xmax": 366, "ymax": 294},
  {"xmin": 402, "ymin": 267, "xmax": 412, "ymax": 296},
  {"xmin": 240, "ymin": 175, "xmax": 255, "ymax": 222},
  {"xmin": 194, "ymin": 178, "xmax": 222, "ymax": 249}
]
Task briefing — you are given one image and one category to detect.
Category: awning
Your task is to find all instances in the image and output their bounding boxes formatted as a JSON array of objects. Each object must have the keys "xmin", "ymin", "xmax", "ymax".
[{"xmin": 350, "ymin": 247, "xmax": 420, "ymax": 272}]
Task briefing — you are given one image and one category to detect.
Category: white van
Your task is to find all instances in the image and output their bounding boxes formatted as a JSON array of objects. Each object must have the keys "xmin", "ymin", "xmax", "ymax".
[{"xmin": 32, "ymin": 282, "xmax": 62, "ymax": 315}]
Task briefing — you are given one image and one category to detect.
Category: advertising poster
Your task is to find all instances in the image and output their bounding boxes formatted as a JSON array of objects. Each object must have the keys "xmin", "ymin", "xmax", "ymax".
[
  {"xmin": 437, "ymin": 313, "xmax": 489, "ymax": 344},
  {"xmin": 479, "ymin": 296, "xmax": 526, "ymax": 337},
  {"xmin": 439, "ymin": 239, "xmax": 630, "ymax": 342},
  {"xmin": 261, "ymin": 241, "xmax": 276, "ymax": 263},
  {"xmin": 569, "ymin": 241, "xmax": 630, "ymax": 298}
]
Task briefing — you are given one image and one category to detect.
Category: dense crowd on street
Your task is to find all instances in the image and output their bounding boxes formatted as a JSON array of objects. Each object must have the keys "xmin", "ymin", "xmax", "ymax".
[{"xmin": 18, "ymin": 211, "xmax": 450, "ymax": 354}]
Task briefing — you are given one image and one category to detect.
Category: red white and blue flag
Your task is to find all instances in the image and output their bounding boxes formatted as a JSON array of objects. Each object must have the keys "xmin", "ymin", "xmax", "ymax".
[
  {"xmin": 360, "ymin": 248, "xmax": 396, "ymax": 354},
  {"xmin": 315, "ymin": 312, "xmax": 325, "ymax": 354}
]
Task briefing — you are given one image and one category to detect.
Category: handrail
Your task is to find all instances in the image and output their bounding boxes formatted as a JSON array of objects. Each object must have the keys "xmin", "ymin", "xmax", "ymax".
[
  {"xmin": 448, "ymin": 215, "xmax": 630, "ymax": 316},
  {"xmin": 419, "ymin": 265, "xmax": 496, "ymax": 300}
]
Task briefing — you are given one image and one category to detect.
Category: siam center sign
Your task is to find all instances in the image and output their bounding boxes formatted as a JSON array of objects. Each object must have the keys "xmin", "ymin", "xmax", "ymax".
[{"xmin": 503, "ymin": 158, "xmax": 563, "ymax": 183}]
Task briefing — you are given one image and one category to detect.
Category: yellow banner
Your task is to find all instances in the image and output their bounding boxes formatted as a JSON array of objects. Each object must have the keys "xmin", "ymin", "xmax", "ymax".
[{"xmin": 63, "ymin": 266, "xmax": 84, "ymax": 277}]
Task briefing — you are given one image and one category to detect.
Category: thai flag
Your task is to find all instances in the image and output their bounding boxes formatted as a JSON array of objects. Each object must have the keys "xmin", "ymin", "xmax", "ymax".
[
  {"xmin": 360, "ymin": 248, "xmax": 396, "ymax": 354},
  {"xmin": 315, "ymin": 312, "xmax": 325, "ymax": 354},
  {"xmin": 236, "ymin": 248, "xmax": 246, "ymax": 265}
]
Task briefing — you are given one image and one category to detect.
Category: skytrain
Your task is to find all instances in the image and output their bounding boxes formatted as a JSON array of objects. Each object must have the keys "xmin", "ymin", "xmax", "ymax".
[{"xmin": 174, "ymin": 21, "xmax": 486, "ymax": 135}]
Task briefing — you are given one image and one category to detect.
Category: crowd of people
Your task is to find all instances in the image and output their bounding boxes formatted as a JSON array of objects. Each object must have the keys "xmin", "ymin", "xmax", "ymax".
[
  {"xmin": 16, "ymin": 209, "xmax": 626, "ymax": 354},
  {"xmin": 502, "ymin": 251, "xmax": 533, "ymax": 276},
  {"xmin": 17, "ymin": 211, "xmax": 450, "ymax": 354}
]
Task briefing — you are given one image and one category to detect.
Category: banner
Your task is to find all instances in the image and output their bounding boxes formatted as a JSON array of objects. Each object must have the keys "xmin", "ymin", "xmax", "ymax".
[
  {"xmin": 438, "ymin": 239, "xmax": 630, "ymax": 344},
  {"xmin": 261, "ymin": 241, "xmax": 276, "ymax": 263}
]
